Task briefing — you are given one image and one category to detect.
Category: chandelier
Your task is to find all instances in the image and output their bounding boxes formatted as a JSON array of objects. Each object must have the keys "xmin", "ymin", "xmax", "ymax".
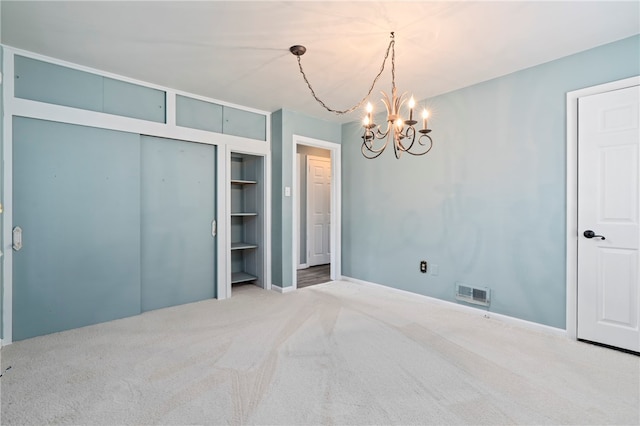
[{"xmin": 290, "ymin": 32, "xmax": 434, "ymax": 159}]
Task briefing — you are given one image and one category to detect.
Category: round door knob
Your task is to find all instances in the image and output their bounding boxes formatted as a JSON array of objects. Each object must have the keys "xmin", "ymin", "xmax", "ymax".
[{"xmin": 583, "ymin": 230, "xmax": 605, "ymax": 240}]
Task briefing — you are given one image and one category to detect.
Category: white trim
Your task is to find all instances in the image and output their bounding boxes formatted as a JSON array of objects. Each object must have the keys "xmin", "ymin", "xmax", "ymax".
[
  {"xmin": 296, "ymin": 153, "xmax": 304, "ymax": 268},
  {"xmin": 265, "ymin": 152, "xmax": 272, "ymax": 292},
  {"xmin": 565, "ymin": 76, "xmax": 640, "ymax": 341},
  {"xmin": 166, "ymin": 91, "xmax": 177, "ymax": 127},
  {"xmin": 271, "ymin": 284, "xmax": 295, "ymax": 294},
  {"xmin": 298, "ymin": 263, "xmax": 309, "ymax": 270},
  {"xmin": 292, "ymin": 135, "xmax": 342, "ymax": 291},
  {"xmin": 3, "ymin": 47, "xmax": 14, "ymax": 344},
  {"xmin": 343, "ymin": 276, "xmax": 567, "ymax": 337},
  {"xmin": 10, "ymin": 97, "xmax": 269, "ymax": 152},
  {"xmin": 217, "ymin": 144, "xmax": 229, "ymax": 301}
]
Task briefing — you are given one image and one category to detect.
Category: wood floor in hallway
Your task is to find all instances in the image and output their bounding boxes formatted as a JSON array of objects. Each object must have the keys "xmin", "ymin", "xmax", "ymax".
[{"xmin": 297, "ymin": 264, "xmax": 330, "ymax": 288}]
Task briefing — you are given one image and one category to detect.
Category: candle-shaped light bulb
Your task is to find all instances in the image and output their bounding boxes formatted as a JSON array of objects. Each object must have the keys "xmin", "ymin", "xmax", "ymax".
[
  {"xmin": 422, "ymin": 109, "xmax": 429, "ymax": 130},
  {"xmin": 409, "ymin": 96, "xmax": 415, "ymax": 121},
  {"xmin": 366, "ymin": 102, "xmax": 373, "ymax": 113}
]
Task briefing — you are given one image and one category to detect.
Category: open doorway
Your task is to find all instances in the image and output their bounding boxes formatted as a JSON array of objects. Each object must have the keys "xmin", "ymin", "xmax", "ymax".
[
  {"xmin": 292, "ymin": 135, "xmax": 341, "ymax": 290},
  {"xmin": 298, "ymin": 149, "xmax": 331, "ymax": 287}
]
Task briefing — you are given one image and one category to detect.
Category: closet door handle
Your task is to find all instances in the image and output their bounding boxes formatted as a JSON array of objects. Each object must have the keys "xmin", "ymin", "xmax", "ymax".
[
  {"xmin": 12, "ymin": 226, "xmax": 23, "ymax": 251},
  {"xmin": 211, "ymin": 220, "xmax": 216, "ymax": 237}
]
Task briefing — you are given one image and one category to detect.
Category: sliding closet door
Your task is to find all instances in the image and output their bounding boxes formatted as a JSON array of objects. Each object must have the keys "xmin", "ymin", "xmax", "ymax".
[
  {"xmin": 12, "ymin": 117, "xmax": 141, "ymax": 341},
  {"xmin": 141, "ymin": 136, "xmax": 216, "ymax": 311}
]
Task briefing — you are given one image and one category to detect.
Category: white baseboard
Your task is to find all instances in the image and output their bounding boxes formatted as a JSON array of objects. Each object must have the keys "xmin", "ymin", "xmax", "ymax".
[
  {"xmin": 297, "ymin": 263, "xmax": 309, "ymax": 270},
  {"xmin": 271, "ymin": 284, "xmax": 295, "ymax": 294},
  {"xmin": 341, "ymin": 276, "xmax": 567, "ymax": 338}
]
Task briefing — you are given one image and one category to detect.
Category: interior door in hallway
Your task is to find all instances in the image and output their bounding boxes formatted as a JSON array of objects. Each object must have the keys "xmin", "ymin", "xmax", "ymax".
[
  {"xmin": 577, "ymin": 84, "xmax": 640, "ymax": 353},
  {"xmin": 307, "ymin": 156, "xmax": 331, "ymax": 266}
]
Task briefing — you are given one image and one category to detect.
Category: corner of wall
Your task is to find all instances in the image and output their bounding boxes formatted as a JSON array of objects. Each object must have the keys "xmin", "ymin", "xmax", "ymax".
[
  {"xmin": 270, "ymin": 109, "xmax": 284, "ymax": 287},
  {"xmin": 270, "ymin": 108, "xmax": 342, "ymax": 288}
]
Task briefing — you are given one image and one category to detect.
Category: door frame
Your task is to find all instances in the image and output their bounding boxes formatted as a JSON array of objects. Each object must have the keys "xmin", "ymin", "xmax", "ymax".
[
  {"xmin": 565, "ymin": 75, "xmax": 640, "ymax": 340},
  {"xmin": 306, "ymin": 155, "xmax": 331, "ymax": 267},
  {"xmin": 296, "ymin": 153, "xmax": 308, "ymax": 270},
  {"xmin": 292, "ymin": 135, "xmax": 341, "ymax": 290}
]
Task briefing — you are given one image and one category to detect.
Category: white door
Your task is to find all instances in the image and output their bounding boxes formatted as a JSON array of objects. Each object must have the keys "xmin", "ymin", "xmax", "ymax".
[
  {"xmin": 307, "ymin": 156, "xmax": 331, "ymax": 266},
  {"xmin": 577, "ymin": 85, "xmax": 640, "ymax": 353}
]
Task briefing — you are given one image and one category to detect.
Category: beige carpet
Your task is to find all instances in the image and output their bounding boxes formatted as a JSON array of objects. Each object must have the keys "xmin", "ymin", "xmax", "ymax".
[{"xmin": 1, "ymin": 280, "xmax": 638, "ymax": 425}]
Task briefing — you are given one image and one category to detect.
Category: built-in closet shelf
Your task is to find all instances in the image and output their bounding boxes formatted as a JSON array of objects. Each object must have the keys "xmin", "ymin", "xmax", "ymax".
[
  {"xmin": 231, "ymin": 242, "xmax": 258, "ymax": 250},
  {"xmin": 230, "ymin": 152, "xmax": 264, "ymax": 291},
  {"xmin": 231, "ymin": 179, "xmax": 257, "ymax": 185},
  {"xmin": 231, "ymin": 272, "xmax": 258, "ymax": 284}
]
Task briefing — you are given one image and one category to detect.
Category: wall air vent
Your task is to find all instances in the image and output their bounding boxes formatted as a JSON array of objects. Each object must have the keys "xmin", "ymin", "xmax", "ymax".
[{"xmin": 455, "ymin": 283, "xmax": 491, "ymax": 306}]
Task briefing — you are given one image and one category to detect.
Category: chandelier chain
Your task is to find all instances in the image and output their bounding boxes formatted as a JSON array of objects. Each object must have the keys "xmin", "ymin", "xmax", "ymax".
[
  {"xmin": 391, "ymin": 33, "xmax": 396, "ymax": 94},
  {"xmin": 295, "ymin": 34, "xmax": 395, "ymax": 115}
]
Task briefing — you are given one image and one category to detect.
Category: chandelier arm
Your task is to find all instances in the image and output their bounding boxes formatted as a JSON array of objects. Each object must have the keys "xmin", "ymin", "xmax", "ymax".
[
  {"xmin": 362, "ymin": 132, "xmax": 389, "ymax": 154},
  {"xmin": 400, "ymin": 127, "xmax": 417, "ymax": 152},
  {"xmin": 412, "ymin": 134, "xmax": 434, "ymax": 156},
  {"xmin": 362, "ymin": 138, "xmax": 388, "ymax": 159},
  {"xmin": 361, "ymin": 145, "xmax": 385, "ymax": 159},
  {"xmin": 294, "ymin": 36, "xmax": 395, "ymax": 115},
  {"xmin": 376, "ymin": 125, "xmax": 391, "ymax": 138},
  {"xmin": 362, "ymin": 128, "xmax": 390, "ymax": 155}
]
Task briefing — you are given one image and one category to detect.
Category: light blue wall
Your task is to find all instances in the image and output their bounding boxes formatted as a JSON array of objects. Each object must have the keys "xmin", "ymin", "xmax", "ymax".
[
  {"xmin": 270, "ymin": 110, "xmax": 284, "ymax": 286},
  {"xmin": 271, "ymin": 109, "xmax": 341, "ymax": 287},
  {"xmin": 341, "ymin": 35, "xmax": 640, "ymax": 329}
]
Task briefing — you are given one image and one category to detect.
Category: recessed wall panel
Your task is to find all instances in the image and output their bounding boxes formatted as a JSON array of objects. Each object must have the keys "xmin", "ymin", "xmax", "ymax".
[
  {"xmin": 599, "ymin": 145, "xmax": 638, "ymax": 223},
  {"xmin": 14, "ymin": 55, "xmax": 103, "ymax": 112},
  {"xmin": 176, "ymin": 95, "xmax": 223, "ymax": 133},
  {"xmin": 598, "ymin": 248, "xmax": 638, "ymax": 328},
  {"xmin": 223, "ymin": 106, "xmax": 266, "ymax": 141},
  {"xmin": 103, "ymin": 78, "xmax": 166, "ymax": 123}
]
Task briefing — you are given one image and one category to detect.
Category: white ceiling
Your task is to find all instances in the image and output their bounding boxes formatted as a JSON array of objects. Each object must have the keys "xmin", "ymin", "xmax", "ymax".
[{"xmin": 1, "ymin": 1, "xmax": 638, "ymax": 123}]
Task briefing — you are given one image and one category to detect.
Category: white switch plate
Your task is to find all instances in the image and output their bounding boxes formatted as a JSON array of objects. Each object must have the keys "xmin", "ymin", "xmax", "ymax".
[{"xmin": 285, "ymin": 186, "xmax": 291, "ymax": 197}]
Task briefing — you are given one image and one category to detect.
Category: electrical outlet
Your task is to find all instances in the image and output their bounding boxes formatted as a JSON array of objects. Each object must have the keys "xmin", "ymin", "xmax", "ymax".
[{"xmin": 420, "ymin": 260, "xmax": 427, "ymax": 273}]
